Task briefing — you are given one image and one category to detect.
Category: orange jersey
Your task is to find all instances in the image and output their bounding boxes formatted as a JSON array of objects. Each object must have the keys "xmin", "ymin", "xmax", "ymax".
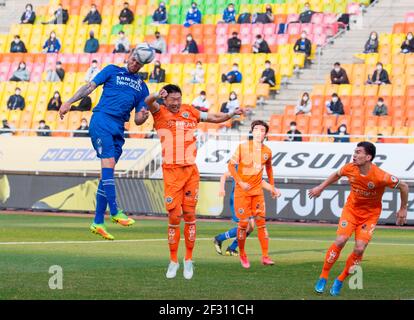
[
  {"xmin": 153, "ymin": 104, "xmax": 200, "ymax": 168},
  {"xmin": 340, "ymin": 163, "xmax": 400, "ymax": 219},
  {"xmin": 229, "ymin": 140, "xmax": 273, "ymax": 196}
]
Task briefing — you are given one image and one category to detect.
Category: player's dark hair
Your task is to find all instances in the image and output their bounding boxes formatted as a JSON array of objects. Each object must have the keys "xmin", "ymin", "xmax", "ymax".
[
  {"xmin": 357, "ymin": 141, "xmax": 376, "ymax": 161},
  {"xmin": 251, "ymin": 120, "xmax": 269, "ymax": 134},
  {"xmin": 162, "ymin": 84, "xmax": 182, "ymax": 96}
]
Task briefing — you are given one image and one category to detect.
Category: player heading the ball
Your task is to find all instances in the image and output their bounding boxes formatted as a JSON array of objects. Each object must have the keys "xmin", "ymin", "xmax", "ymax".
[{"xmin": 59, "ymin": 45, "xmax": 155, "ymax": 240}]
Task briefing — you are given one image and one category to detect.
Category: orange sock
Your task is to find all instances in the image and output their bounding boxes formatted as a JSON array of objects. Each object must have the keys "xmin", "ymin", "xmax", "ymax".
[
  {"xmin": 184, "ymin": 221, "xmax": 196, "ymax": 261},
  {"xmin": 320, "ymin": 243, "xmax": 342, "ymax": 279},
  {"xmin": 168, "ymin": 207, "xmax": 182, "ymax": 263},
  {"xmin": 237, "ymin": 226, "xmax": 247, "ymax": 256},
  {"xmin": 257, "ymin": 225, "xmax": 269, "ymax": 257},
  {"xmin": 337, "ymin": 252, "xmax": 363, "ymax": 282},
  {"xmin": 168, "ymin": 226, "xmax": 180, "ymax": 263}
]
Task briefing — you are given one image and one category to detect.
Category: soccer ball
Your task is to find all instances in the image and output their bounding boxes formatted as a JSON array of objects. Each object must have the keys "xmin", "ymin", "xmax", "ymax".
[{"xmin": 134, "ymin": 43, "xmax": 155, "ymax": 65}]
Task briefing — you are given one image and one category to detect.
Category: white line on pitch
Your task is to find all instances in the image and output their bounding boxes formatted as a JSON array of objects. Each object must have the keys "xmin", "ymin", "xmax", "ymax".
[{"xmin": 0, "ymin": 237, "xmax": 413, "ymax": 247}]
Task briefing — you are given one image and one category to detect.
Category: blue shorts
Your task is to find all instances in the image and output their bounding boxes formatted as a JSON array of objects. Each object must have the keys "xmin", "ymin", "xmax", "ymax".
[{"xmin": 89, "ymin": 112, "xmax": 125, "ymax": 163}]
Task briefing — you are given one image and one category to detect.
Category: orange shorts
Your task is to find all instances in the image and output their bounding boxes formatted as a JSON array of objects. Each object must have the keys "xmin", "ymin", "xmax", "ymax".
[
  {"xmin": 234, "ymin": 193, "xmax": 266, "ymax": 222},
  {"xmin": 162, "ymin": 164, "xmax": 199, "ymax": 211},
  {"xmin": 337, "ymin": 208, "xmax": 380, "ymax": 243}
]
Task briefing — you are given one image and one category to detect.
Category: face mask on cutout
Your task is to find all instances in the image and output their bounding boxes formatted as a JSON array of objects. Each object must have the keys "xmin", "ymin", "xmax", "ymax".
[
  {"xmin": 339, "ymin": 126, "xmax": 346, "ymax": 133},
  {"xmin": 290, "ymin": 125, "xmax": 296, "ymax": 131}
]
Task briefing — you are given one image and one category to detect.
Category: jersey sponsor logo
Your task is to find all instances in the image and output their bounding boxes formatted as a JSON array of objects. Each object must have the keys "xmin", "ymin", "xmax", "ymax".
[
  {"xmin": 341, "ymin": 220, "xmax": 348, "ymax": 228},
  {"xmin": 182, "ymin": 112, "xmax": 190, "ymax": 119},
  {"xmin": 352, "ymin": 187, "xmax": 377, "ymax": 197},
  {"xmin": 166, "ymin": 120, "xmax": 197, "ymax": 130},
  {"xmin": 367, "ymin": 182, "xmax": 375, "ymax": 189},
  {"xmin": 116, "ymin": 75, "xmax": 144, "ymax": 91},
  {"xmin": 238, "ymin": 208, "xmax": 244, "ymax": 214},
  {"xmin": 391, "ymin": 176, "xmax": 398, "ymax": 183},
  {"xmin": 166, "ymin": 196, "xmax": 173, "ymax": 204}
]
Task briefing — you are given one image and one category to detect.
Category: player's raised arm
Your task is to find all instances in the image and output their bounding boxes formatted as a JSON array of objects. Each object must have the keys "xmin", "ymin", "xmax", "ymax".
[
  {"xmin": 59, "ymin": 81, "xmax": 97, "ymax": 119},
  {"xmin": 396, "ymin": 181, "xmax": 408, "ymax": 226},
  {"xmin": 145, "ymin": 89, "xmax": 167, "ymax": 114},
  {"xmin": 201, "ymin": 108, "xmax": 244, "ymax": 124},
  {"xmin": 308, "ymin": 170, "xmax": 342, "ymax": 199}
]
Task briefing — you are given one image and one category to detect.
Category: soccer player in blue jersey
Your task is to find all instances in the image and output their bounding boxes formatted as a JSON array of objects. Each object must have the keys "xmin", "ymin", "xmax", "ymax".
[
  {"xmin": 59, "ymin": 48, "xmax": 151, "ymax": 240},
  {"xmin": 213, "ymin": 171, "xmax": 280, "ymax": 256}
]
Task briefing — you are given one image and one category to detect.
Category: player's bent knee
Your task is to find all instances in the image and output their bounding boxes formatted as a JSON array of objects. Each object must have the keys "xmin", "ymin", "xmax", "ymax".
[
  {"xmin": 101, "ymin": 157, "xmax": 116, "ymax": 168},
  {"xmin": 354, "ymin": 241, "xmax": 367, "ymax": 255},
  {"xmin": 335, "ymin": 235, "xmax": 349, "ymax": 248},
  {"xmin": 255, "ymin": 217, "xmax": 266, "ymax": 228},
  {"xmin": 168, "ymin": 206, "xmax": 182, "ymax": 226},
  {"xmin": 238, "ymin": 219, "xmax": 249, "ymax": 230}
]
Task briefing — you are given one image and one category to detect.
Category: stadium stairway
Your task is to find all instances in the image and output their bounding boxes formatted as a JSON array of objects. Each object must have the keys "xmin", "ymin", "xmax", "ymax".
[
  {"xmin": 247, "ymin": 0, "xmax": 414, "ymax": 129},
  {"xmin": 0, "ymin": 0, "xmax": 49, "ymax": 33}
]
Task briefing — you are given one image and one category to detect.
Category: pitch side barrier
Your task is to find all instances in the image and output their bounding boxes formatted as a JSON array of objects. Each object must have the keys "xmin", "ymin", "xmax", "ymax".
[{"xmin": 0, "ymin": 174, "xmax": 413, "ymax": 225}]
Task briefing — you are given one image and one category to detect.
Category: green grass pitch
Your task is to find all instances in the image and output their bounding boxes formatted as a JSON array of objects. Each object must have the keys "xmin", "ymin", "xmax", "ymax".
[{"xmin": 0, "ymin": 213, "xmax": 413, "ymax": 300}]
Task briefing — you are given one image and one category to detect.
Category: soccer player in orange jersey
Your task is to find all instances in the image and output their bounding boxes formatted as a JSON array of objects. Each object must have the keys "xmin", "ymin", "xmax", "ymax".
[
  {"xmin": 228, "ymin": 120, "xmax": 281, "ymax": 269},
  {"xmin": 309, "ymin": 141, "xmax": 408, "ymax": 296},
  {"xmin": 145, "ymin": 84, "xmax": 244, "ymax": 280}
]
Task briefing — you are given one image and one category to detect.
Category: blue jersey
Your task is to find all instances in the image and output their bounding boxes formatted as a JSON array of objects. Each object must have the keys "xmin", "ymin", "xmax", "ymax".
[{"xmin": 92, "ymin": 64, "xmax": 149, "ymax": 123}]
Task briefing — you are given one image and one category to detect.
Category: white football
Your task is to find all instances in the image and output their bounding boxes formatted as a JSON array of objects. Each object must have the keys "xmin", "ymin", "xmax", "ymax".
[{"xmin": 134, "ymin": 43, "xmax": 156, "ymax": 64}]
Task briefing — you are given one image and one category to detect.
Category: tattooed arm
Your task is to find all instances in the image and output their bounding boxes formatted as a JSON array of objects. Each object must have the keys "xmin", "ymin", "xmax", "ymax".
[{"xmin": 59, "ymin": 82, "xmax": 97, "ymax": 119}]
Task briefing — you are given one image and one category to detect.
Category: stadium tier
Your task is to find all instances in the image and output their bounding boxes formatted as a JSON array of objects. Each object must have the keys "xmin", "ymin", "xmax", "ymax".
[
  {"xmin": 0, "ymin": 0, "xmax": 363, "ymax": 135},
  {"xmin": 271, "ymin": 12, "xmax": 414, "ymax": 143}
]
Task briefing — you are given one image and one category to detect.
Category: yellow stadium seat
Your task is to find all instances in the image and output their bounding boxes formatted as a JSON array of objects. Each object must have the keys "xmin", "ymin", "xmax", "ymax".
[
  {"xmin": 286, "ymin": 3, "xmax": 298, "ymax": 14},
  {"xmin": 379, "ymin": 33, "xmax": 392, "ymax": 45},
  {"xmin": 218, "ymin": 83, "xmax": 231, "ymax": 95},
  {"xmin": 365, "ymin": 53, "xmax": 379, "ymax": 65},
  {"xmin": 338, "ymin": 84, "xmax": 352, "ymax": 96},
  {"xmin": 0, "ymin": 34, "xmax": 8, "ymax": 53},
  {"xmin": 292, "ymin": 53, "xmax": 305, "ymax": 68},
  {"xmin": 325, "ymin": 84, "xmax": 339, "ymax": 96},
  {"xmin": 230, "ymin": 83, "xmax": 243, "ymax": 96},
  {"xmin": 274, "ymin": 4, "xmax": 287, "ymax": 14},
  {"xmin": 253, "ymin": 54, "xmax": 268, "ymax": 66}
]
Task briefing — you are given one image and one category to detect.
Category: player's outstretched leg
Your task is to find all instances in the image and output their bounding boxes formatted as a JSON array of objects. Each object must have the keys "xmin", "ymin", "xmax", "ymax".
[
  {"xmin": 100, "ymin": 167, "xmax": 135, "ymax": 227},
  {"xmin": 90, "ymin": 180, "xmax": 114, "ymax": 240},
  {"xmin": 214, "ymin": 227, "xmax": 237, "ymax": 255},
  {"xmin": 256, "ymin": 218, "xmax": 274, "ymax": 265},
  {"xmin": 237, "ymin": 220, "xmax": 250, "ymax": 268},
  {"xmin": 314, "ymin": 242, "xmax": 343, "ymax": 293},
  {"xmin": 166, "ymin": 207, "xmax": 181, "ymax": 279},
  {"xmin": 183, "ymin": 209, "xmax": 196, "ymax": 280}
]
